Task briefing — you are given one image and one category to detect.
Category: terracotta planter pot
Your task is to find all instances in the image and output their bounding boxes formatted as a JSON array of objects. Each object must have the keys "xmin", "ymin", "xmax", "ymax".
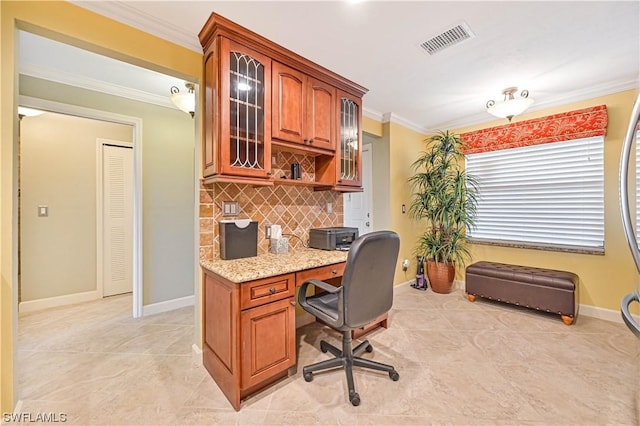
[{"xmin": 426, "ymin": 261, "xmax": 455, "ymax": 294}]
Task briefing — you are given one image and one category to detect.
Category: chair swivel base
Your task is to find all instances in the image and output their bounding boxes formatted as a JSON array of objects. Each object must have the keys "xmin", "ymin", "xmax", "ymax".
[{"xmin": 302, "ymin": 331, "xmax": 399, "ymax": 406}]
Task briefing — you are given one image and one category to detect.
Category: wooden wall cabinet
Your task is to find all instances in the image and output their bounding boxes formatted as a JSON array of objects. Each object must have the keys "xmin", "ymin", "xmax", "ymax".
[
  {"xmin": 202, "ymin": 36, "xmax": 272, "ymax": 185},
  {"xmin": 199, "ymin": 13, "xmax": 367, "ymax": 190},
  {"xmin": 272, "ymin": 61, "xmax": 335, "ymax": 152},
  {"xmin": 335, "ymin": 91, "xmax": 363, "ymax": 191}
]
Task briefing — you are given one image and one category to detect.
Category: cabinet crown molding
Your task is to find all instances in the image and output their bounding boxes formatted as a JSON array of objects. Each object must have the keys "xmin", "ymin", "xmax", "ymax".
[{"xmin": 199, "ymin": 13, "xmax": 367, "ymax": 98}]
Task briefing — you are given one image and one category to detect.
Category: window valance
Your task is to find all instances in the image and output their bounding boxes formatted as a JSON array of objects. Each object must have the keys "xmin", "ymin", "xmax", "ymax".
[{"xmin": 460, "ymin": 105, "xmax": 608, "ymax": 155}]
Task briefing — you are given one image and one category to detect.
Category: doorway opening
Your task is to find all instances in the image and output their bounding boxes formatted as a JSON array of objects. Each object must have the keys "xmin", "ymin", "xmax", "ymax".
[
  {"xmin": 18, "ymin": 99, "xmax": 143, "ymax": 317},
  {"xmin": 343, "ymin": 144, "xmax": 373, "ymax": 236}
]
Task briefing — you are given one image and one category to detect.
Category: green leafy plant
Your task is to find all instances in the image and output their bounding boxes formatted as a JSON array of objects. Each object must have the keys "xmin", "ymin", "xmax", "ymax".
[{"xmin": 409, "ymin": 130, "xmax": 479, "ymax": 266}]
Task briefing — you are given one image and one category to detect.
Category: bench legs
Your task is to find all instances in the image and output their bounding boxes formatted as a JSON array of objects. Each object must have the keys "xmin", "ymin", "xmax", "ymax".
[
  {"xmin": 561, "ymin": 315, "xmax": 574, "ymax": 326},
  {"xmin": 467, "ymin": 293, "xmax": 575, "ymax": 326}
]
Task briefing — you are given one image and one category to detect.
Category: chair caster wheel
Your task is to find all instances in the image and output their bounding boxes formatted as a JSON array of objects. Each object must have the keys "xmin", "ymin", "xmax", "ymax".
[
  {"xmin": 389, "ymin": 370, "xmax": 399, "ymax": 381},
  {"xmin": 350, "ymin": 392, "xmax": 360, "ymax": 406},
  {"xmin": 303, "ymin": 372, "xmax": 313, "ymax": 382},
  {"xmin": 365, "ymin": 344, "xmax": 373, "ymax": 353}
]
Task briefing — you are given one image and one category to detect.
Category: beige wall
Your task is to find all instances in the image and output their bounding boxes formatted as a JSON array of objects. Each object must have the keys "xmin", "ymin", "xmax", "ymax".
[
  {"xmin": 20, "ymin": 112, "xmax": 133, "ymax": 301},
  {"xmin": 1, "ymin": 1, "xmax": 201, "ymax": 411},
  {"xmin": 387, "ymin": 122, "xmax": 429, "ymax": 285},
  {"xmin": 378, "ymin": 89, "xmax": 640, "ymax": 312},
  {"xmin": 20, "ymin": 76, "xmax": 196, "ymax": 306},
  {"xmin": 454, "ymin": 89, "xmax": 640, "ymax": 313}
]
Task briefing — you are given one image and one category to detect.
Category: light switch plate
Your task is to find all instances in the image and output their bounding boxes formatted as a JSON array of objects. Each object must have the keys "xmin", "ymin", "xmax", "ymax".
[
  {"xmin": 326, "ymin": 202, "xmax": 333, "ymax": 214},
  {"xmin": 222, "ymin": 201, "xmax": 239, "ymax": 217}
]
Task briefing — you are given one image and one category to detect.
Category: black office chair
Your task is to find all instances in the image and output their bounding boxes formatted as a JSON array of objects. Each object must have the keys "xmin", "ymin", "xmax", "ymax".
[{"xmin": 298, "ymin": 230, "xmax": 401, "ymax": 406}]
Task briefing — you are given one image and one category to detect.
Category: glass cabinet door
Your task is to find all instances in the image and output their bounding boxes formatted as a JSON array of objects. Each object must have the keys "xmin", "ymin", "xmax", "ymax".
[
  {"xmin": 337, "ymin": 91, "xmax": 362, "ymax": 187},
  {"xmin": 221, "ymin": 39, "xmax": 271, "ymax": 178}
]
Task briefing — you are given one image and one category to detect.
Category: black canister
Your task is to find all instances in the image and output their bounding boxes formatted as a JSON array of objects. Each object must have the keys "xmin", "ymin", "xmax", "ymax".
[{"xmin": 290, "ymin": 163, "xmax": 301, "ymax": 180}]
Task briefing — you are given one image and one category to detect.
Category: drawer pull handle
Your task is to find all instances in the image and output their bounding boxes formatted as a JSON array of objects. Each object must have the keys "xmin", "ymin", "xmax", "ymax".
[
  {"xmin": 291, "ymin": 301, "xmax": 297, "ymax": 306},
  {"xmin": 269, "ymin": 287, "xmax": 276, "ymax": 294},
  {"xmin": 332, "ymin": 270, "xmax": 337, "ymax": 275}
]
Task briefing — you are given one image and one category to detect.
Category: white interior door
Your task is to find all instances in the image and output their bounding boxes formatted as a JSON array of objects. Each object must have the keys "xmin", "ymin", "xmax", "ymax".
[
  {"xmin": 103, "ymin": 143, "xmax": 133, "ymax": 297},
  {"xmin": 344, "ymin": 145, "xmax": 372, "ymax": 236}
]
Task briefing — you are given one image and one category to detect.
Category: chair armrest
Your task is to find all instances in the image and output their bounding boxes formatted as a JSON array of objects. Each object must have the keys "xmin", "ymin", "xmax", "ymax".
[{"xmin": 298, "ymin": 279, "xmax": 341, "ymax": 306}]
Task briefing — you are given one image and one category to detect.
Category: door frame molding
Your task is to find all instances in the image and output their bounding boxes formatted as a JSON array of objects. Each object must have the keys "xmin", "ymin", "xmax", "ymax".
[
  {"xmin": 362, "ymin": 144, "xmax": 373, "ymax": 231},
  {"xmin": 19, "ymin": 95, "xmax": 144, "ymax": 318}
]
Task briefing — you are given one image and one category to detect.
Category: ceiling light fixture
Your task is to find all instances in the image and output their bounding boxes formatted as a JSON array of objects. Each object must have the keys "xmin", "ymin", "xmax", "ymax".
[
  {"xmin": 170, "ymin": 82, "xmax": 195, "ymax": 118},
  {"xmin": 486, "ymin": 87, "xmax": 534, "ymax": 122}
]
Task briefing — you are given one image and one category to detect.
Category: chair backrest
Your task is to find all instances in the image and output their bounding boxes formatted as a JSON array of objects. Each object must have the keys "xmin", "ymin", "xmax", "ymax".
[{"xmin": 341, "ymin": 230, "xmax": 400, "ymax": 328}]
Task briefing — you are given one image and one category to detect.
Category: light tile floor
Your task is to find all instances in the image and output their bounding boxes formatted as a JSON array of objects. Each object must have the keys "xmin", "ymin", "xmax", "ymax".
[{"xmin": 13, "ymin": 285, "xmax": 640, "ymax": 425}]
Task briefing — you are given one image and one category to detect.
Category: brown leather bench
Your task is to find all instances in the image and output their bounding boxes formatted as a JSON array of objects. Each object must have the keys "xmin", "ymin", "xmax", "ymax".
[{"xmin": 465, "ymin": 261, "xmax": 578, "ymax": 325}]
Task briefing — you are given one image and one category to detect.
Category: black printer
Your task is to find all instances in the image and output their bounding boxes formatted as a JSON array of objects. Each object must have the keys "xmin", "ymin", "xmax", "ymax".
[{"xmin": 308, "ymin": 227, "xmax": 359, "ymax": 251}]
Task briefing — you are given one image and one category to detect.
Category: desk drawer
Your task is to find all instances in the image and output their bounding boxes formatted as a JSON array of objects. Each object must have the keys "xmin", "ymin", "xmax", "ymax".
[
  {"xmin": 296, "ymin": 262, "xmax": 346, "ymax": 287},
  {"xmin": 241, "ymin": 273, "xmax": 295, "ymax": 310}
]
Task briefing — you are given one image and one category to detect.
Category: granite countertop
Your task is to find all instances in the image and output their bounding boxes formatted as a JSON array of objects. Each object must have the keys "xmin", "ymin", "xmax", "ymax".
[{"xmin": 200, "ymin": 248, "xmax": 348, "ymax": 283}]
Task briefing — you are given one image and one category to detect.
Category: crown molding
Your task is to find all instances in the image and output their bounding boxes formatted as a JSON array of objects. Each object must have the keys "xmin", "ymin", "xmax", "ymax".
[
  {"xmin": 20, "ymin": 63, "xmax": 176, "ymax": 109},
  {"xmin": 382, "ymin": 112, "xmax": 429, "ymax": 135},
  {"xmin": 428, "ymin": 78, "xmax": 640, "ymax": 133},
  {"xmin": 362, "ymin": 107, "xmax": 384, "ymax": 123},
  {"xmin": 69, "ymin": 1, "xmax": 201, "ymax": 53}
]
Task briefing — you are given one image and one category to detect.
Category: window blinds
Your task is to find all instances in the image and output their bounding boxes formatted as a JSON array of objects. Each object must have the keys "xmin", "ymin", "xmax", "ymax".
[{"xmin": 466, "ymin": 136, "xmax": 604, "ymax": 249}]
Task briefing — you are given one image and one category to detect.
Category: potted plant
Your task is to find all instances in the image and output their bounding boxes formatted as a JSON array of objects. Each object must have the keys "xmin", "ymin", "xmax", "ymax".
[{"xmin": 408, "ymin": 130, "xmax": 479, "ymax": 294}]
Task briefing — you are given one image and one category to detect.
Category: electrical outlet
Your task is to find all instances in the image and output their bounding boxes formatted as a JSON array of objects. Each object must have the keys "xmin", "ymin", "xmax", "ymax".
[
  {"xmin": 265, "ymin": 224, "xmax": 272, "ymax": 239},
  {"xmin": 402, "ymin": 259, "xmax": 410, "ymax": 271},
  {"xmin": 326, "ymin": 202, "xmax": 333, "ymax": 214}
]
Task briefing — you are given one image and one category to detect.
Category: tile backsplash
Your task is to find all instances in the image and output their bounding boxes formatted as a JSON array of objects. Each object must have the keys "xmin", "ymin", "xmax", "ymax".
[{"xmin": 199, "ymin": 180, "xmax": 343, "ymax": 260}]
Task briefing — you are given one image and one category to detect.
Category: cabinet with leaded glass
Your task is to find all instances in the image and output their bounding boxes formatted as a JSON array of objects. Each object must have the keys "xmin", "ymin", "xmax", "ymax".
[
  {"xmin": 335, "ymin": 91, "xmax": 363, "ymax": 190},
  {"xmin": 199, "ymin": 13, "xmax": 366, "ymax": 190}
]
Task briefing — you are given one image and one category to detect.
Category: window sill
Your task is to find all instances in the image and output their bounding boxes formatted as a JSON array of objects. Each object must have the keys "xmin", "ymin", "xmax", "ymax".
[{"xmin": 469, "ymin": 238, "xmax": 604, "ymax": 255}]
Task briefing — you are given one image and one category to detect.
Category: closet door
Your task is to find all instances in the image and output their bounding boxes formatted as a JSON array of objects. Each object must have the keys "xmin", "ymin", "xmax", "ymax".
[{"xmin": 103, "ymin": 144, "xmax": 133, "ymax": 297}]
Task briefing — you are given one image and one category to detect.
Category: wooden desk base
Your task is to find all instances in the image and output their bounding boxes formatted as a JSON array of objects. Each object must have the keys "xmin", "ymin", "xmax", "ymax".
[{"xmin": 351, "ymin": 313, "xmax": 388, "ymax": 339}]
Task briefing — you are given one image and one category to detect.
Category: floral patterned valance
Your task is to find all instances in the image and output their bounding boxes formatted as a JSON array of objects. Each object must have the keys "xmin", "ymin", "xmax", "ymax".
[{"xmin": 460, "ymin": 105, "xmax": 608, "ymax": 155}]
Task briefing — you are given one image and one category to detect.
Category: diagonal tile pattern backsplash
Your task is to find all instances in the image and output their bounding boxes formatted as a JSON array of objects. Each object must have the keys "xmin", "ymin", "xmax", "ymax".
[{"xmin": 200, "ymin": 179, "xmax": 343, "ymax": 260}]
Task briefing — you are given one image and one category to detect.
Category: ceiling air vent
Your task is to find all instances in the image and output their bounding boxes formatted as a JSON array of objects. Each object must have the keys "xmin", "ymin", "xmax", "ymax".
[{"xmin": 419, "ymin": 22, "xmax": 475, "ymax": 55}]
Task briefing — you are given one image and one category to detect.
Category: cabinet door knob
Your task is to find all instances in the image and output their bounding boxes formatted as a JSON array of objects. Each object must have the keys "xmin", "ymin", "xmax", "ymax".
[
  {"xmin": 308, "ymin": 139, "xmax": 314, "ymax": 144},
  {"xmin": 331, "ymin": 269, "xmax": 337, "ymax": 275},
  {"xmin": 290, "ymin": 300, "xmax": 297, "ymax": 306},
  {"xmin": 303, "ymin": 138, "xmax": 309, "ymax": 143},
  {"xmin": 269, "ymin": 287, "xmax": 276, "ymax": 294},
  {"xmin": 267, "ymin": 171, "xmax": 272, "ymax": 176}
]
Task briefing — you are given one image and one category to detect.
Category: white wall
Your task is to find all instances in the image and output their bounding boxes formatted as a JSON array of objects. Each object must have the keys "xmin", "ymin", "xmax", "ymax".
[{"xmin": 20, "ymin": 112, "xmax": 132, "ymax": 301}]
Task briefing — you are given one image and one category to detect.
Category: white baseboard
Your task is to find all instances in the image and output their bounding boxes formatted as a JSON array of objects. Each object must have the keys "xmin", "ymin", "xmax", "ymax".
[
  {"xmin": 18, "ymin": 290, "xmax": 100, "ymax": 313},
  {"xmin": 579, "ymin": 303, "xmax": 640, "ymax": 325},
  {"xmin": 395, "ymin": 280, "xmax": 413, "ymax": 288},
  {"xmin": 142, "ymin": 295, "xmax": 194, "ymax": 316},
  {"xmin": 191, "ymin": 343, "xmax": 202, "ymax": 355},
  {"xmin": 452, "ymin": 279, "xmax": 464, "ymax": 290}
]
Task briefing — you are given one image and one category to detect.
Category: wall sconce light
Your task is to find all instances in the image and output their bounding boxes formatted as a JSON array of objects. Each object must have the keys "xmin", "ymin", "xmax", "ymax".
[
  {"xmin": 486, "ymin": 87, "xmax": 534, "ymax": 122},
  {"xmin": 170, "ymin": 82, "xmax": 195, "ymax": 118}
]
